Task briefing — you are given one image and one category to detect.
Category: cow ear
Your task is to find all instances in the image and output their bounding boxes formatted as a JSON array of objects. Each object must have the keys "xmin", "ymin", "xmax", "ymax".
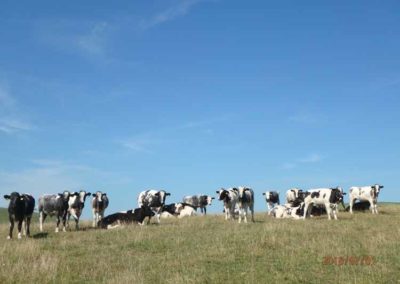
[
  {"xmin": 4, "ymin": 195, "xmax": 11, "ymax": 200},
  {"xmin": 211, "ymin": 197, "xmax": 215, "ymax": 200},
  {"xmin": 342, "ymin": 193, "xmax": 347, "ymax": 195},
  {"xmin": 86, "ymin": 192, "xmax": 91, "ymax": 197},
  {"xmin": 166, "ymin": 193, "xmax": 171, "ymax": 196},
  {"xmin": 92, "ymin": 193, "xmax": 96, "ymax": 197},
  {"xmin": 262, "ymin": 193, "xmax": 265, "ymax": 195},
  {"xmin": 102, "ymin": 193, "xmax": 107, "ymax": 197},
  {"xmin": 216, "ymin": 191, "xmax": 219, "ymax": 194}
]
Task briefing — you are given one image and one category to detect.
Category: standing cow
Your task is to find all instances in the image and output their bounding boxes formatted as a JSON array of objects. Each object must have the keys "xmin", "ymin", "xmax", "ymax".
[
  {"xmin": 349, "ymin": 184, "xmax": 384, "ymax": 214},
  {"xmin": 38, "ymin": 191, "xmax": 71, "ymax": 232},
  {"xmin": 92, "ymin": 191, "xmax": 109, "ymax": 227},
  {"xmin": 237, "ymin": 187, "xmax": 255, "ymax": 223},
  {"xmin": 216, "ymin": 188, "xmax": 239, "ymax": 221},
  {"xmin": 182, "ymin": 195, "xmax": 214, "ymax": 215},
  {"xmin": 67, "ymin": 190, "xmax": 91, "ymax": 230},
  {"xmin": 137, "ymin": 190, "xmax": 171, "ymax": 224},
  {"xmin": 262, "ymin": 191, "xmax": 280, "ymax": 214},
  {"xmin": 303, "ymin": 188, "xmax": 346, "ymax": 220},
  {"xmin": 3, "ymin": 192, "xmax": 35, "ymax": 239}
]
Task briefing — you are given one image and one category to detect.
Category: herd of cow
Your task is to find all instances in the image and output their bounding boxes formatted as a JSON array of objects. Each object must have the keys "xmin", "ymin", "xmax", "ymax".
[{"xmin": 3, "ymin": 183, "xmax": 384, "ymax": 239}]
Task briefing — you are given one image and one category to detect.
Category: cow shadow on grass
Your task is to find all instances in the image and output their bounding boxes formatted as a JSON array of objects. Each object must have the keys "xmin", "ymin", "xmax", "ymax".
[{"xmin": 32, "ymin": 232, "xmax": 48, "ymax": 239}]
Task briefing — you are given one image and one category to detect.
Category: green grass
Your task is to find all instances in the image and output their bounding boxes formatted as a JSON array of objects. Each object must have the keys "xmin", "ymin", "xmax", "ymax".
[{"xmin": 0, "ymin": 205, "xmax": 399, "ymax": 283}]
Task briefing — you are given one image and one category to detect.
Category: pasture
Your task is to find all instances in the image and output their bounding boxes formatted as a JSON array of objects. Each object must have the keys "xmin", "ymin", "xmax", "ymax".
[{"xmin": 0, "ymin": 204, "xmax": 399, "ymax": 283}]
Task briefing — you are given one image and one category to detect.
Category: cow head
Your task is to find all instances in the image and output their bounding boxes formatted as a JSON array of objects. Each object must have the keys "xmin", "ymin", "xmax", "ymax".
[
  {"xmin": 201, "ymin": 195, "xmax": 214, "ymax": 206},
  {"xmin": 4, "ymin": 192, "xmax": 25, "ymax": 207},
  {"xmin": 329, "ymin": 188, "xmax": 346, "ymax": 204},
  {"xmin": 372, "ymin": 184, "xmax": 384, "ymax": 197},
  {"xmin": 155, "ymin": 190, "xmax": 170, "ymax": 207},
  {"xmin": 93, "ymin": 191, "xmax": 107, "ymax": 203},
  {"xmin": 58, "ymin": 191, "xmax": 71, "ymax": 202},
  {"xmin": 216, "ymin": 188, "xmax": 230, "ymax": 202},
  {"xmin": 238, "ymin": 187, "xmax": 250, "ymax": 202}
]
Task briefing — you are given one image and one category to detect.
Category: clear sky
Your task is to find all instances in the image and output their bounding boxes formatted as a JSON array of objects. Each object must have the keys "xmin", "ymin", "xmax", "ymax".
[{"xmin": 1, "ymin": 0, "xmax": 399, "ymax": 217}]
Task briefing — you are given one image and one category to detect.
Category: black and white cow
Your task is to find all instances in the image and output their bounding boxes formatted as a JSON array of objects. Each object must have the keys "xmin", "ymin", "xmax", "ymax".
[
  {"xmin": 137, "ymin": 189, "xmax": 171, "ymax": 224},
  {"xmin": 270, "ymin": 204, "xmax": 302, "ymax": 219},
  {"xmin": 38, "ymin": 191, "xmax": 71, "ymax": 232},
  {"xmin": 349, "ymin": 184, "xmax": 384, "ymax": 214},
  {"xmin": 216, "ymin": 188, "xmax": 239, "ymax": 221},
  {"xmin": 3, "ymin": 192, "xmax": 35, "ymax": 239},
  {"xmin": 98, "ymin": 206, "xmax": 155, "ymax": 229},
  {"xmin": 237, "ymin": 187, "xmax": 255, "ymax": 223},
  {"xmin": 67, "ymin": 190, "xmax": 91, "ymax": 230},
  {"xmin": 92, "ymin": 191, "xmax": 109, "ymax": 227},
  {"xmin": 285, "ymin": 188, "xmax": 303, "ymax": 204},
  {"xmin": 303, "ymin": 188, "xmax": 346, "ymax": 220},
  {"xmin": 262, "ymin": 191, "xmax": 280, "ymax": 214},
  {"xmin": 182, "ymin": 195, "xmax": 214, "ymax": 215}
]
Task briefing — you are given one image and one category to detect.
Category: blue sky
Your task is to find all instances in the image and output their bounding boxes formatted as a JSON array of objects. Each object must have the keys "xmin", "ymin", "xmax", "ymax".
[{"xmin": 1, "ymin": 0, "xmax": 399, "ymax": 217}]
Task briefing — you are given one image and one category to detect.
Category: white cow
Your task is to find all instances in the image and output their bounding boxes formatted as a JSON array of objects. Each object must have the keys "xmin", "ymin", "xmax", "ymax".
[
  {"xmin": 237, "ymin": 187, "xmax": 255, "ymax": 223},
  {"xmin": 216, "ymin": 188, "xmax": 239, "ymax": 221},
  {"xmin": 303, "ymin": 188, "xmax": 346, "ymax": 220},
  {"xmin": 349, "ymin": 184, "xmax": 383, "ymax": 214}
]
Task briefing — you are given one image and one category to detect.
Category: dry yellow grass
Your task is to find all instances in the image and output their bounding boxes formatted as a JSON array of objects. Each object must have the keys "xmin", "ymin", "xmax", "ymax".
[{"xmin": 0, "ymin": 205, "xmax": 399, "ymax": 283}]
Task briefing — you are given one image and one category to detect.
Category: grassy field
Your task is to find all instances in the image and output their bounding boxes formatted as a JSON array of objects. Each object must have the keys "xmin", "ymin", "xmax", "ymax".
[{"xmin": 0, "ymin": 205, "xmax": 399, "ymax": 283}]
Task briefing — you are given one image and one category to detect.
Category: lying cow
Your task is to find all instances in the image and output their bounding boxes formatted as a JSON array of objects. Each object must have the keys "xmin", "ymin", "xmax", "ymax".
[
  {"xmin": 39, "ymin": 191, "xmax": 71, "ymax": 232},
  {"xmin": 161, "ymin": 203, "xmax": 197, "ymax": 218},
  {"xmin": 3, "ymin": 192, "xmax": 35, "ymax": 239},
  {"xmin": 262, "ymin": 191, "xmax": 280, "ymax": 214},
  {"xmin": 67, "ymin": 190, "xmax": 91, "ymax": 230},
  {"xmin": 182, "ymin": 195, "xmax": 214, "ymax": 214},
  {"xmin": 98, "ymin": 206, "xmax": 155, "ymax": 229},
  {"xmin": 216, "ymin": 188, "xmax": 239, "ymax": 221},
  {"xmin": 345, "ymin": 201, "xmax": 370, "ymax": 212},
  {"xmin": 92, "ymin": 191, "xmax": 109, "ymax": 227},
  {"xmin": 349, "ymin": 184, "xmax": 383, "ymax": 214},
  {"xmin": 303, "ymin": 188, "xmax": 346, "ymax": 220},
  {"xmin": 270, "ymin": 204, "xmax": 302, "ymax": 220},
  {"xmin": 137, "ymin": 189, "xmax": 171, "ymax": 224},
  {"xmin": 237, "ymin": 187, "xmax": 255, "ymax": 223}
]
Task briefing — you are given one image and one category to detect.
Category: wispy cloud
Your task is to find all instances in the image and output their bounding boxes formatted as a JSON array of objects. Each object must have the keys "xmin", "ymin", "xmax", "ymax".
[
  {"xmin": 36, "ymin": 20, "xmax": 111, "ymax": 58},
  {"xmin": 0, "ymin": 85, "xmax": 34, "ymax": 135},
  {"xmin": 119, "ymin": 116, "xmax": 229, "ymax": 153},
  {"xmin": 140, "ymin": 0, "xmax": 207, "ymax": 29},
  {"xmin": 281, "ymin": 153, "xmax": 324, "ymax": 170}
]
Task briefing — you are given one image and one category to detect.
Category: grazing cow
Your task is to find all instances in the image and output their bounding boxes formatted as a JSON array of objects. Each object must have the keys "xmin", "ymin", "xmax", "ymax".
[
  {"xmin": 98, "ymin": 206, "xmax": 155, "ymax": 229},
  {"xmin": 39, "ymin": 191, "xmax": 71, "ymax": 232},
  {"xmin": 137, "ymin": 190, "xmax": 171, "ymax": 224},
  {"xmin": 262, "ymin": 191, "xmax": 280, "ymax": 214},
  {"xmin": 349, "ymin": 184, "xmax": 384, "ymax": 214},
  {"xmin": 67, "ymin": 190, "xmax": 91, "ymax": 230},
  {"xmin": 92, "ymin": 191, "xmax": 109, "ymax": 227},
  {"xmin": 285, "ymin": 188, "xmax": 303, "ymax": 204},
  {"xmin": 216, "ymin": 188, "xmax": 239, "ymax": 220},
  {"xmin": 303, "ymin": 188, "xmax": 346, "ymax": 220},
  {"xmin": 237, "ymin": 187, "xmax": 255, "ymax": 223},
  {"xmin": 182, "ymin": 195, "xmax": 215, "ymax": 214},
  {"xmin": 3, "ymin": 192, "xmax": 35, "ymax": 239},
  {"xmin": 345, "ymin": 201, "xmax": 371, "ymax": 212}
]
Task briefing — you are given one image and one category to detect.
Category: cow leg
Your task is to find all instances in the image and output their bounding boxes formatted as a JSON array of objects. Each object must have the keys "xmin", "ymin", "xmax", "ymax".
[
  {"xmin": 55, "ymin": 216, "xmax": 61, "ymax": 233},
  {"xmin": 8, "ymin": 217, "xmax": 14, "ymax": 239},
  {"xmin": 92, "ymin": 210, "xmax": 97, "ymax": 227},
  {"xmin": 303, "ymin": 203, "xmax": 310, "ymax": 219},
  {"xmin": 75, "ymin": 217, "xmax": 79, "ymax": 230},
  {"xmin": 25, "ymin": 216, "xmax": 32, "ymax": 237},
  {"xmin": 251, "ymin": 204, "xmax": 255, "ymax": 222},
  {"xmin": 17, "ymin": 220, "xmax": 23, "ymax": 239},
  {"xmin": 39, "ymin": 212, "xmax": 47, "ymax": 232},
  {"xmin": 203, "ymin": 207, "xmax": 206, "ymax": 215},
  {"xmin": 325, "ymin": 203, "xmax": 332, "ymax": 220},
  {"xmin": 349, "ymin": 197, "xmax": 355, "ymax": 214},
  {"xmin": 224, "ymin": 206, "xmax": 229, "ymax": 220},
  {"xmin": 243, "ymin": 207, "xmax": 248, "ymax": 223},
  {"xmin": 62, "ymin": 214, "xmax": 67, "ymax": 232}
]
